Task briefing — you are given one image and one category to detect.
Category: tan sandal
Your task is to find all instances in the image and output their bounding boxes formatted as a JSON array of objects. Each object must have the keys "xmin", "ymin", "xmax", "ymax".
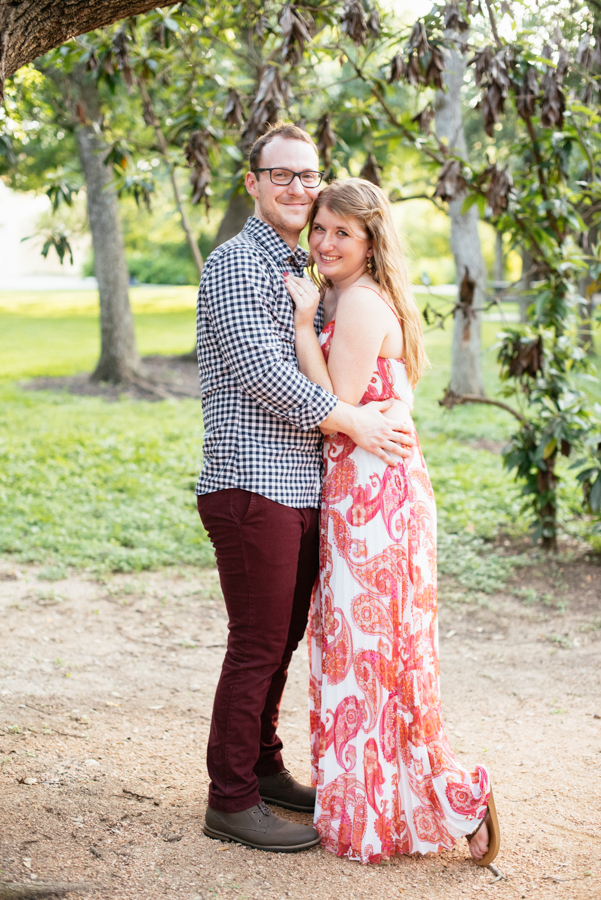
[{"xmin": 466, "ymin": 784, "xmax": 500, "ymax": 867}]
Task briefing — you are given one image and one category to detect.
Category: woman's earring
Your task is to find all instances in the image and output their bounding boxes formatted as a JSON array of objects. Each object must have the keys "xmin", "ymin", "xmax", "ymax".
[{"xmin": 366, "ymin": 256, "xmax": 375, "ymax": 273}]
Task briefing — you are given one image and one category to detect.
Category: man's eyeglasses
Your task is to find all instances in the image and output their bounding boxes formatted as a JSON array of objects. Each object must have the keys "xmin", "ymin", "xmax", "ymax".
[{"xmin": 252, "ymin": 168, "xmax": 324, "ymax": 187}]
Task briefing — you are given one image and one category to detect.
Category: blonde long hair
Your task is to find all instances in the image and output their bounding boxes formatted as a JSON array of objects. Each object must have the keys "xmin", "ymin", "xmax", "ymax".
[{"xmin": 308, "ymin": 178, "xmax": 427, "ymax": 387}]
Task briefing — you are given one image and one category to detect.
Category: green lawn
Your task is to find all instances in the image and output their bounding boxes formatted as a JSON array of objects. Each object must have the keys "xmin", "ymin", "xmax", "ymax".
[
  {"xmin": 0, "ymin": 287, "xmax": 197, "ymax": 378},
  {"xmin": 0, "ymin": 288, "xmax": 597, "ymax": 578}
]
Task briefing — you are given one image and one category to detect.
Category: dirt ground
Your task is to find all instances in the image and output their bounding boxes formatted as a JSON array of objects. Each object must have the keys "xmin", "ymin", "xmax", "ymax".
[
  {"xmin": 25, "ymin": 355, "xmax": 201, "ymax": 402},
  {"xmin": 0, "ymin": 550, "xmax": 600, "ymax": 900}
]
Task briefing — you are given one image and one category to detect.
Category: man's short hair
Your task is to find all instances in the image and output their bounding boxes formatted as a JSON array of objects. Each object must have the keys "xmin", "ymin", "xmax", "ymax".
[{"xmin": 248, "ymin": 123, "xmax": 319, "ymax": 171}]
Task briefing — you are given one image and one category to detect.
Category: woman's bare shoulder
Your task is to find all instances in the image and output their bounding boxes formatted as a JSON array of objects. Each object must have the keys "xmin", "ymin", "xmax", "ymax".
[{"xmin": 337, "ymin": 282, "xmax": 395, "ymax": 320}]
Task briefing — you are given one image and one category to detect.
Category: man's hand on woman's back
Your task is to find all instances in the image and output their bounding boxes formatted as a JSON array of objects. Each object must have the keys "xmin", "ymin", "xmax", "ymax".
[{"xmin": 320, "ymin": 398, "xmax": 415, "ymax": 466}]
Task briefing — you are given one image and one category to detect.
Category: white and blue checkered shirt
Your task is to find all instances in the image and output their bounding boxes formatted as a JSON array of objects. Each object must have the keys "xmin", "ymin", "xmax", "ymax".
[{"xmin": 195, "ymin": 216, "xmax": 338, "ymax": 508}]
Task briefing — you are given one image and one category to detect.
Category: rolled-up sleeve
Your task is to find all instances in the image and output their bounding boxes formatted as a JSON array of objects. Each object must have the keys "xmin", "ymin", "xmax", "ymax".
[{"xmin": 201, "ymin": 247, "xmax": 337, "ymax": 431}]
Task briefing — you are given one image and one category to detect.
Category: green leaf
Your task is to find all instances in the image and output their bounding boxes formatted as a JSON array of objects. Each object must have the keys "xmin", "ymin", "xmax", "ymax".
[
  {"xmin": 461, "ymin": 193, "xmax": 479, "ymax": 215},
  {"xmin": 542, "ymin": 438, "xmax": 557, "ymax": 459},
  {"xmin": 222, "ymin": 144, "xmax": 243, "ymax": 161},
  {"xmin": 590, "ymin": 475, "xmax": 601, "ymax": 512}
]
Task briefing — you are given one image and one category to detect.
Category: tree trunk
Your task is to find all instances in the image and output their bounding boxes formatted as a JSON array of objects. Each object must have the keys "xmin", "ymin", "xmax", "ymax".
[
  {"xmin": 537, "ymin": 453, "xmax": 557, "ymax": 551},
  {"xmin": 74, "ymin": 76, "xmax": 141, "ymax": 383},
  {"xmin": 494, "ymin": 229, "xmax": 504, "ymax": 282},
  {"xmin": 0, "ymin": 0, "xmax": 158, "ymax": 99},
  {"xmin": 212, "ymin": 191, "xmax": 254, "ymax": 250},
  {"xmin": 435, "ymin": 41, "xmax": 486, "ymax": 396}
]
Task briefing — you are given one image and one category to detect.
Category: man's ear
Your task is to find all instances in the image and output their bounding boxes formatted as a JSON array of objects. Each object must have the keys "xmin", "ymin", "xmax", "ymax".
[{"xmin": 246, "ymin": 171, "xmax": 259, "ymax": 199}]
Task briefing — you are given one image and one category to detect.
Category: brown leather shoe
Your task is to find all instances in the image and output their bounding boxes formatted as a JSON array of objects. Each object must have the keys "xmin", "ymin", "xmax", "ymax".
[
  {"xmin": 204, "ymin": 802, "xmax": 320, "ymax": 852},
  {"xmin": 257, "ymin": 769, "xmax": 316, "ymax": 813}
]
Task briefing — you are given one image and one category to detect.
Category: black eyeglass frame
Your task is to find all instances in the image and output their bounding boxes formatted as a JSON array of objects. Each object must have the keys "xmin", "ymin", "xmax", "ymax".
[{"xmin": 252, "ymin": 167, "xmax": 325, "ymax": 186}]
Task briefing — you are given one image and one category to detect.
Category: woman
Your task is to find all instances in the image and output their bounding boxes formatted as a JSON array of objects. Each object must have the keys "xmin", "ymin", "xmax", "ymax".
[{"xmin": 284, "ymin": 178, "xmax": 500, "ymax": 866}]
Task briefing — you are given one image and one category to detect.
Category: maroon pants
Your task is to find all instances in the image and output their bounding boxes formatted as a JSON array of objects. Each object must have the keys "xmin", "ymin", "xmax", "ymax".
[{"xmin": 197, "ymin": 489, "xmax": 319, "ymax": 813}]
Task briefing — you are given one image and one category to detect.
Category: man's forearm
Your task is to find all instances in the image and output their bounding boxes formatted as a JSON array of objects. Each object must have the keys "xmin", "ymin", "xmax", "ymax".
[
  {"xmin": 295, "ymin": 325, "xmax": 334, "ymax": 394},
  {"xmin": 319, "ymin": 399, "xmax": 415, "ymax": 465},
  {"xmin": 319, "ymin": 399, "xmax": 359, "ymax": 437}
]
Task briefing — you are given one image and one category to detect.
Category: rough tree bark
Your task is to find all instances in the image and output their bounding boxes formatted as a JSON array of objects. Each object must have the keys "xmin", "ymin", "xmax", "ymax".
[
  {"xmin": 435, "ymin": 40, "xmax": 486, "ymax": 396},
  {"xmin": 74, "ymin": 73, "xmax": 141, "ymax": 382},
  {"xmin": 0, "ymin": 0, "xmax": 160, "ymax": 99}
]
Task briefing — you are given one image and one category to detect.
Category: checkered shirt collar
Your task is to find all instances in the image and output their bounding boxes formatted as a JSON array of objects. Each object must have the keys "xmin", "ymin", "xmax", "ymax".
[{"xmin": 243, "ymin": 216, "xmax": 309, "ymax": 269}]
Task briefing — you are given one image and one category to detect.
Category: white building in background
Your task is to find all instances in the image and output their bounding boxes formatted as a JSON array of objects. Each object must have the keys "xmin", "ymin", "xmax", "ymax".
[{"xmin": 0, "ymin": 181, "xmax": 95, "ymax": 290}]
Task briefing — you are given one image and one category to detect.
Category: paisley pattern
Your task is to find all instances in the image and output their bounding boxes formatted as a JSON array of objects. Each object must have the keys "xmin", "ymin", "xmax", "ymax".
[{"xmin": 309, "ymin": 320, "xmax": 490, "ymax": 864}]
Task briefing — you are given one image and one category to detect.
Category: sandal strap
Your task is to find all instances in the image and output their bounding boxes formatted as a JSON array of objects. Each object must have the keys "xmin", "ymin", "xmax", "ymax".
[{"xmin": 466, "ymin": 808, "xmax": 489, "ymax": 844}]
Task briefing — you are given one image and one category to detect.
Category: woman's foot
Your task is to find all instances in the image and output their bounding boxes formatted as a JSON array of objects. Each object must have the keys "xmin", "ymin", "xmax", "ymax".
[
  {"xmin": 468, "ymin": 815, "xmax": 489, "ymax": 861},
  {"xmin": 466, "ymin": 785, "xmax": 500, "ymax": 866}
]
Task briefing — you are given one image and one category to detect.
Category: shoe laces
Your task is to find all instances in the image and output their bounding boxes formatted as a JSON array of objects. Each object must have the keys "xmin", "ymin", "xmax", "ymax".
[{"xmin": 256, "ymin": 801, "xmax": 271, "ymax": 816}]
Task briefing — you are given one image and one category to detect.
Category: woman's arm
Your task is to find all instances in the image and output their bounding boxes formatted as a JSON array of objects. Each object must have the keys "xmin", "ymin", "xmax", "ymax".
[
  {"xmin": 285, "ymin": 273, "xmax": 334, "ymax": 393},
  {"xmin": 327, "ymin": 286, "xmax": 393, "ymax": 404}
]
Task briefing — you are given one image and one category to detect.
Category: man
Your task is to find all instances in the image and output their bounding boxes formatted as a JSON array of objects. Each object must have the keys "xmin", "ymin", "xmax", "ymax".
[{"xmin": 196, "ymin": 123, "xmax": 414, "ymax": 852}]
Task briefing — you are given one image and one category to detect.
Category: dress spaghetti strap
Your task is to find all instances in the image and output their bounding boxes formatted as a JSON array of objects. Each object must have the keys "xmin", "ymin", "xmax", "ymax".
[{"xmin": 352, "ymin": 283, "xmax": 402, "ymax": 323}]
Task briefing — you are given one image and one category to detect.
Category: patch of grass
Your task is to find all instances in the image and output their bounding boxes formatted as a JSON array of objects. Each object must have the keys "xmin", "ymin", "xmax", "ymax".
[
  {"xmin": 513, "ymin": 586, "xmax": 539, "ymax": 605},
  {"xmin": 38, "ymin": 564, "xmax": 69, "ymax": 581},
  {"xmin": 0, "ymin": 287, "xmax": 196, "ymax": 378},
  {"xmin": 0, "ymin": 290, "xmax": 597, "ymax": 578},
  {"xmin": 0, "ymin": 382, "xmax": 211, "ymax": 572},
  {"xmin": 0, "ymin": 380, "xmax": 527, "ymax": 584}
]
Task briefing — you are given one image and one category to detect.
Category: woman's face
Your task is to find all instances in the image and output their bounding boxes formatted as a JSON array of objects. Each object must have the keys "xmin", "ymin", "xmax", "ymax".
[{"xmin": 309, "ymin": 205, "xmax": 373, "ymax": 285}]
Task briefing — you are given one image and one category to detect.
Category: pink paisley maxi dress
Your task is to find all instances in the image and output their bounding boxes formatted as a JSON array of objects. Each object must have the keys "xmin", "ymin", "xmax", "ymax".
[{"xmin": 308, "ymin": 316, "xmax": 490, "ymax": 864}]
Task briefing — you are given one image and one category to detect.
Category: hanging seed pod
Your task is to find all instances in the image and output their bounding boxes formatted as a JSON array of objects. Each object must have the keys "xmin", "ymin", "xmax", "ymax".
[
  {"xmin": 478, "ymin": 163, "xmax": 513, "ymax": 215},
  {"xmin": 444, "ymin": 2, "xmax": 469, "ymax": 32},
  {"xmin": 86, "ymin": 50, "xmax": 99, "ymax": 73},
  {"xmin": 241, "ymin": 67, "xmax": 288, "ymax": 150},
  {"xmin": 388, "ymin": 52, "xmax": 405, "ymax": 84},
  {"xmin": 185, "ymin": 131, "xmax": 212, "ymax": 211},
  {"xmin": 279, "ymin": 4, "xmax": 313, "ymax": 66},
  {"xmin": 408, "ymin": 21, "xmax": 429, "ymax": 57},
  {"xmin": 112, "ymin": 26, "xmax": 133, "ymax": 91},
  {"xmin": 359, "ymin": 153, "xmax": 381, "ymax": 186},
  {"xmin": 506, "ymin": 335, "xmax": 544, "ymax": 378},
  {"xmin": 515, "ymin": 64, "xmax": 539, "ymax": 119},
  {"xmin": 341, "ymin": 0, "xmax": 368, "ymax": 46},
  {"xmin": 316, "ymin": 112, "xmax": 336, "ymax": 169},
  {"xmin": 471, "ymin": 48, "xmax": 510, "ymax": 135},
  {"xmin": 576, "ymin": 32, "xmax": 592, "ymax": 68},
  {"xmin": 471, "ymin": 46, "xmax": 495, "ymax": 86},
  {"xmin": 425, "ymin": 46, "xmax": 445, "ymax": 89},
  {"xmin": 412, "ymin": 103, "xmax": 434, "ymax": 133},
  {"xmin": 540, "ymin": 49, "xmax": 567, "ymax": 129},
  {"xmin": 151, "ymin": 21, "xmax": 166, "ymax": 47},
  {"xmin": 254, "ymin": 14, "xmax": 268, "ymax": 39},
  {"xmin": 434, "ymin": 159, "xmax": 467, "ymax": 202},
  {"xmin": 223, "ymin": 89, "xmax": 244, "ymax": 128},
  {"xmin": 367, "ymin": 7, "xmax": 381, "ymax": 38},
  {"xmin": 405, "ymin": 54, "xmax": 422, "ymax": 87}
]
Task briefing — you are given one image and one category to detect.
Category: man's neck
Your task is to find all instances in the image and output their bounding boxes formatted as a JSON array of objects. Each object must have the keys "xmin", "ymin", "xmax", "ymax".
[{"xmin": 254, "ymin": 209, "xmax": 301, "ymax": 252}]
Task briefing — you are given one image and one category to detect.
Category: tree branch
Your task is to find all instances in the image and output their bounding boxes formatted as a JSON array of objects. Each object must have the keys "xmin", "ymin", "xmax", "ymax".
[
  {"xmin": 484, "ymin": 0, "xmax": 503, "ymax": 50},
  {"xmin": 389, "ymin": 192, "xmax": 440, "ymax": 205},
  {"xmin": 0, "ymin": 0, "xmax": 160, "ymax": 100},
  {"xmin": 440, "ymin": 387, "xmax": 526, "ymax": 422}
]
